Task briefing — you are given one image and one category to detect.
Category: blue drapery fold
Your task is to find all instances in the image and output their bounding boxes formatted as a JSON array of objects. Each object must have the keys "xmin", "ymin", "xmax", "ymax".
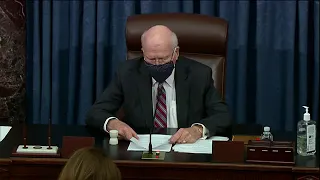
[{"xmin": 26, "ymin": 0, "xmax": 319, "ymax": 131}]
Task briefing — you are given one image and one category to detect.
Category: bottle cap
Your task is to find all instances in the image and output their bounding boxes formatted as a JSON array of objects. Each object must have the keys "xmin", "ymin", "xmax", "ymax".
[
  {"xmin": 109, "ymin": 130, "xmax": 118, "ymax": 138},
  {"xmin": 264, "ymin": 126, "xmax": 270, "ymax": 132},
  {"xmin": 109, "ymin": 138, "xmax": 118, "ymax": 145},
  {"xmin": 302, "ymin": 106, "xmax": 310, "ymax": 121}
]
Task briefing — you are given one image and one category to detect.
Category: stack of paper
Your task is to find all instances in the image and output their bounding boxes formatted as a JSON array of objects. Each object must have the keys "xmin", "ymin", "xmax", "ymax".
[
  {"xmin": 172, "ymin": 139, "xmax": 213, "ymax": 154},
  {"xmin": 127, "ymin": 134, "xmax": 229, "ymax": 154},
  {"xmin": 172, "ymin": 136, "xmax": 229, "ymax": 154},
  {"xmin": 127, "ymin": 134, "xmax": 172, "ymax": 152}
]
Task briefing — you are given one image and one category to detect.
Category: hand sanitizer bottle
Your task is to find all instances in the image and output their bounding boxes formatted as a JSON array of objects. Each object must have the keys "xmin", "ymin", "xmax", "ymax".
[
  {"xmin": 261, "ymin": 126, "xmax": 273, "ymax": 141},
  {"xmin": 297, "ymin": 106, "xmax": 317, "ymax": 156}
]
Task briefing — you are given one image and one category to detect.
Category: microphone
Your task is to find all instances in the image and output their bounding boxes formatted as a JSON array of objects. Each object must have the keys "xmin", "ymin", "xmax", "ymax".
[
  {"xmin": 148, "ymin": 128, "xmax": 152, "ymax": 154},
  {"xmin": 148, "ymin": 84, "xmax": 161, "ymax": 154},
  {"xmin": 142, "ymin": 83, "xmax": 166, "ymax": 160},
  {"xmin": 142, "ymin": 104, "xmax": 157, "ymax": 159}
]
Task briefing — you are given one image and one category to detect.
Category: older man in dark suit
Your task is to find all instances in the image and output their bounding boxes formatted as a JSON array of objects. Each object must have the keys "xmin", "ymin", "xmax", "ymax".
[{"xmin": 85, "ymin": 25, "xmax": 231, "ymax": 144}]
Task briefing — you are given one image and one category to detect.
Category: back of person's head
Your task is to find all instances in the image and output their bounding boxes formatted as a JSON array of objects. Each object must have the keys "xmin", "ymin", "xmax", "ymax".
[{"xmin": 58, "ymin": 147, "xmax": 121, "ymax": 180}]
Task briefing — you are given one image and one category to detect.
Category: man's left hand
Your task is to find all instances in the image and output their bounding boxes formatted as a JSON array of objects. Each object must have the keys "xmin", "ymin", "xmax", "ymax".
[{"xmin": 169, "ymin": 126, "xmax": 203, "ymax": 144}]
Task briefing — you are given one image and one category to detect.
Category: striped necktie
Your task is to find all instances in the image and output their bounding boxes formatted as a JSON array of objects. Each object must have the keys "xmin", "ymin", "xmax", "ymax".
[{"xmin": 154, "ymin": 83, "xmax": 167, "ymax": 128}]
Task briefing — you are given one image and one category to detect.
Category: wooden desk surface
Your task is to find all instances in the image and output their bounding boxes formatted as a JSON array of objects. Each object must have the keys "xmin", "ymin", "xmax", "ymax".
[{"xmin": 0, "ymin": 124, "xmax": 319, "ymax": 180}]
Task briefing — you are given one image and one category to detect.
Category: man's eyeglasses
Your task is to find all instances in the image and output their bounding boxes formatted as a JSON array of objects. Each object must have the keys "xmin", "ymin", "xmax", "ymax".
[{"xmin": 144, "ymin": 47, "xmax": 177, "ymax": 65}]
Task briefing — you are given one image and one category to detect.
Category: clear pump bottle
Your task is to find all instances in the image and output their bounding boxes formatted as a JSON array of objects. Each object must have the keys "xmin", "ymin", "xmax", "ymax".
[{"xmin": 297, "ymin": 106, "xmax": 317, "ymax": 156}]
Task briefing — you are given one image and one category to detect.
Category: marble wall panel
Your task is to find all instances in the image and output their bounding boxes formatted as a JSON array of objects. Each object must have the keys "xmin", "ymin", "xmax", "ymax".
[{"xmin": 0, "ymin": 0, "xmax": 25, "ymax": 123}]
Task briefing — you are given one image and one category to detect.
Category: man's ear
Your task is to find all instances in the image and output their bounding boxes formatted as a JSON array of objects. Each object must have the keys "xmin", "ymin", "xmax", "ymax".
[
  {"xmin": 172, "ymin": 47, "xmax": 179, "ymax": 64},
  {"xmin": 174, "ymin": 46, "xmax": 180, "ymax": 60}
]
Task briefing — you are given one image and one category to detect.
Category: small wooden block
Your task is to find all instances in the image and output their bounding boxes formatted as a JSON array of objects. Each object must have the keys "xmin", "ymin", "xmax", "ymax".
[
  {"xmin": 213, "ymin": 141, "xmax": 245, "ymax": 163},
  {"xmin": 12, "ymin": 145, "xmax": 60, "ymax": 158},
  {"xmin": 246, "ymin": 140, "xmax": 295, "ymax": 165},
  {"xmin": 141, "ymin": 151, "xmax": 165, "ymax": 160},
  {"xmin": 61, "ymin": 136, "xmax": 95, "ymax": 158}
]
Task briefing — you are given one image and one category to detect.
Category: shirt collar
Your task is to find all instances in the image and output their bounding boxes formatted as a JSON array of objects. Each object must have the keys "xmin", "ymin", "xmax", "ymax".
[{"xmin": 152, "ymin": 68, "xmax": 175, "ymax": 87}]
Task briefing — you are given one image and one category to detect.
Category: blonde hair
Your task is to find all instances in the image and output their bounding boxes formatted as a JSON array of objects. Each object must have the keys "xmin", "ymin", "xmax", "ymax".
[{"xmin": 59, "ymin": 147, "xmax": 121, "ymax": 180}]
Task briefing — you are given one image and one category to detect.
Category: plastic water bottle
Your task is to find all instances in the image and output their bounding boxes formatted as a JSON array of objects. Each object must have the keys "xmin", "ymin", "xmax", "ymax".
[{"xmin": 261, "ymin": 126, "xmax": 273, "ymax": 141}]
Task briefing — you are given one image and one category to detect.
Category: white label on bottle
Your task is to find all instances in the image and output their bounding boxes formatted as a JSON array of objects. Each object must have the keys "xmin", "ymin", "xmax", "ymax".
[{"xmin": 306, "ymin": 125, "xmax": 316, "ymax": 152}]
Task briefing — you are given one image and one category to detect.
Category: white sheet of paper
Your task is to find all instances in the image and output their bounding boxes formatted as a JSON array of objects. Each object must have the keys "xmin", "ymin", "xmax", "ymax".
[
  {"xmin": 208, "ymin": 136, "xmax": 229, "ymax": 141},
  {"xmin": 172, "ymin": 136, "xmax": 229, "ymax": 154},
  {"xmin": 0, "ymin": 126, "xmax": 12, "ymax": 142},
  {"xmin": 128, "ymin": 134, "xmax": 172, "ymax": 152},
  {"xmin": 172, "ymin": 139, "xmax": 213, "ymax": 154}
]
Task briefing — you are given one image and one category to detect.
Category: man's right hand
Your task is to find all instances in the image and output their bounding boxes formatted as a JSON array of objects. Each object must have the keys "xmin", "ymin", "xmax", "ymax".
[{"xmin": 107, "ymin": 119, "xmax": 139, "ymax": 140}]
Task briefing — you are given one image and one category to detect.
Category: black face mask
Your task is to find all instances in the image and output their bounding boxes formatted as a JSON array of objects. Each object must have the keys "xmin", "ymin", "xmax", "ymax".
[{"xmin": 145, "ymin": 61, "xmax": 174, "ymax": 83}]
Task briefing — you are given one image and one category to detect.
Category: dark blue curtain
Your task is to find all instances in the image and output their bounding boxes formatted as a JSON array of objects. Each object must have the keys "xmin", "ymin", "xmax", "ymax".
[{"xmin": 26, "ymin": 0, "xmax": 319, "ymax": 131}]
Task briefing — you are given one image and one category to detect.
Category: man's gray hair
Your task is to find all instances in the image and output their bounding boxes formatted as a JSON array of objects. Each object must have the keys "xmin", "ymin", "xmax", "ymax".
[
  {"xmin": 141, "ymin": 31, "xmax": 179, "ymax": 49},
  {"xmin": 171, "ymin": 32, "xmax": 178, "ymax": 48}
]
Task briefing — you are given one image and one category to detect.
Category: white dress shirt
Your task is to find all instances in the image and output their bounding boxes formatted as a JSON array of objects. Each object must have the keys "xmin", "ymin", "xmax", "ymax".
[{"xmin": 104, "ymin": 68, "xmax": 209, "ymax": 139}]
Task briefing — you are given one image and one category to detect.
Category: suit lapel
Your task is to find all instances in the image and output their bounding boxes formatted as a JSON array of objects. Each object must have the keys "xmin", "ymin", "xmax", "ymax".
[
  {"xmin": 137, "ymin": 61, "xmax": 153, "ymax": 127},
  {"xmin": 175, "ymin": 59, "xmax": 190, "ymax": 128}
]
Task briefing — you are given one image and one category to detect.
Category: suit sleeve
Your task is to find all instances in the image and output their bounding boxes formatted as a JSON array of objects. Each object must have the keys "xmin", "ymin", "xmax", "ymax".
[
  {"xmin": 201, "ymin": 68, "xmax": 232, "ymax": 136},
  {"xmin": 85, "ymin": 69, "xmax": 124, "ymax": 130}
]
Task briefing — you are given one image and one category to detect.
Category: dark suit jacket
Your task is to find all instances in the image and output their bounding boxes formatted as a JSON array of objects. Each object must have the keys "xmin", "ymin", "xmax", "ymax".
[{"xmin": 85, "ymin": 56, "xmax": 231, "ymax": 136}]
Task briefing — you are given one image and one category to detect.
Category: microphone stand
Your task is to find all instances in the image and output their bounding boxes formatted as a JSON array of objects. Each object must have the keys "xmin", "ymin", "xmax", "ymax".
[
  {"xmin": 141, "ymin": 84, "xmax": 165, "ymax": 160},
  {"xmin": 142, "ymin": 128, "xmax": 165, "ymax": 160}
]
